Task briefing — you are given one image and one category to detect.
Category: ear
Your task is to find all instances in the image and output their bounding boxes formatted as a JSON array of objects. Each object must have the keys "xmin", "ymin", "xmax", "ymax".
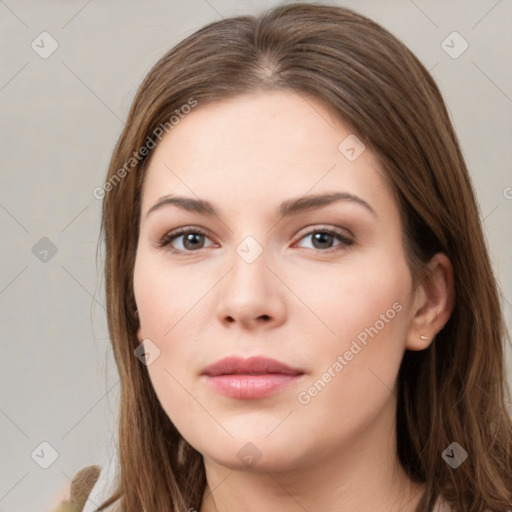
[{"xmin": 406, "ymin": 252, "xmax": 455, "ymax": 351}]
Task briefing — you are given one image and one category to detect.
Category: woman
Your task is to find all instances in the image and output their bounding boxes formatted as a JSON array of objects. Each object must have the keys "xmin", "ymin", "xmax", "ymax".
[{"xmin": 64, "ymin": 3, "xmax": 512, "ymax": 511}]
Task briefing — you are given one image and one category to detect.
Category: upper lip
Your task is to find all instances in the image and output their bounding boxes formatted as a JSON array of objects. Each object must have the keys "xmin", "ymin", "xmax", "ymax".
[{"xmin": 201, "ymin": 356, "xmax": 304, "ymax": 376}]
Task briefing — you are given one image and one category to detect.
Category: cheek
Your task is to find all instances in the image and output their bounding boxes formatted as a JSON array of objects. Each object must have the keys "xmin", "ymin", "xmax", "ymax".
[
  {"xmin": 292, "ymin": 256, "xmax": 411, "ymax": 408},
  {"xmin": 133, "ymin": 250, "xmax": 210, "ymax": 341},
  {"xmin": 133, "ymin": 252, "xmax": 215, "ymax": 437},
  {"xmin": 291, "ymin": 252, "xmax": 411, "ymax": 353}
]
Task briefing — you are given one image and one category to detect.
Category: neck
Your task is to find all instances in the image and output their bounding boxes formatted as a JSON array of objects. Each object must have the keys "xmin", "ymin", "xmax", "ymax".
[{"xmin": 199, "ymin": 395, "xmax": 426, "ymax": 512}]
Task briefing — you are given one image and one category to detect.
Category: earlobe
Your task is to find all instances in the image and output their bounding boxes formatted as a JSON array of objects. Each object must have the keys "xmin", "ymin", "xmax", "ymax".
[{"xmin": 405, "ymin": 253, "xmax": 455, "ymax": 351}]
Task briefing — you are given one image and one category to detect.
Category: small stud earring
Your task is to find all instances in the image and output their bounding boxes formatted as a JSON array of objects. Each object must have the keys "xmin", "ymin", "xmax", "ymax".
[{"xmin": 420, "ymin": 335, "xmax": 430, "ymax": 341}]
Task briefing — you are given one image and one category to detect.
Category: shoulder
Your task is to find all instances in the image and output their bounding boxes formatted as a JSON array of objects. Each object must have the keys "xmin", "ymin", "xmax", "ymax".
[
  {"xmin": 50, "ymin": 444, "xmax": 119, "ymax": 512},
  {"xmin": 434, "ymin": 495, "xmax": 502, "ymax": 512},
  {"xmin": 433, "ymin": 496, "xmax": 452, "ymax": 512},
  {"xmin": 51, "ymin": 465, "xmax": 101, "ymax": 512},
  {"xmin": 82, "ymin": 450, "xmax": 119, "ymax": 512}
]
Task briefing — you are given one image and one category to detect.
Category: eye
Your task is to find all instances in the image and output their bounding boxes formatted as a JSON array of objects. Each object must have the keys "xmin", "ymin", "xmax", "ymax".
[
  {"xmin": 156, "ymin": 226, "xmax": 354, "ymax": 255},
  {"xmin": 294, "ymin": 227, "xmax": 354, "ymax": 253},
  {"xmin": 156, "ymin": 227, "xmax": 215, "ymax": 254}
]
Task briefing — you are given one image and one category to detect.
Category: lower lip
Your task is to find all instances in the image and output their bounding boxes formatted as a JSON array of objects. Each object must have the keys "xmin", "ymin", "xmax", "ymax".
[{"xmin": 203, "ymin": 374, "xmax": 303, "ymax": 399}]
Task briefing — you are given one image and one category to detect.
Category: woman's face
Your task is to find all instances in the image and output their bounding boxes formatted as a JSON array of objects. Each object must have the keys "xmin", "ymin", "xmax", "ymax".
[{"xmin": 133, "ymin": 90, "xmax": 420, "ymax": 472}]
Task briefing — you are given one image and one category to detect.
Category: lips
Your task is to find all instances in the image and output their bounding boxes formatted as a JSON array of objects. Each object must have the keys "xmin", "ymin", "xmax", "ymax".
[
  {"xmin": 201, "ymin": 356, "xmax": 304, "ymax": 377},
  {"xmin": 201, "ymin": 356, "xmax": 305, "ymax": 399}
]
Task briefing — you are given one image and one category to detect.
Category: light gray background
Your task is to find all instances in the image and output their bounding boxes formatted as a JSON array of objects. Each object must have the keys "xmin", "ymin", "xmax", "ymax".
[{"xmin": 1, "ymin": 1, "xmax": 511, "ymax": 511}]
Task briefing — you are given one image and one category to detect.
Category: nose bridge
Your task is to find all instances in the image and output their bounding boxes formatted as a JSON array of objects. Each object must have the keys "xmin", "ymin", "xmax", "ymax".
[
  {"xmin": 216, "ymin": 232, "xmax": 284, "ymax": 327},
  {"xmin": 227, "ymin": 234, "xmax": 271, "ymax": 302}
]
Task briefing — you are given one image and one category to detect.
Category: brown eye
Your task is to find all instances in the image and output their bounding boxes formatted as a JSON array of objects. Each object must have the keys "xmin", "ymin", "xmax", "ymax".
[
  {"xmin": 157, "ymin": 228, "xmax": 214, "ymax": 253},
  {"xmin": 156, "ymin": 226, "xmax": 354, "ymax": 255},
  {"xmin": 295, "ymin": 228, "xmax": 354, "ymax": 253}
]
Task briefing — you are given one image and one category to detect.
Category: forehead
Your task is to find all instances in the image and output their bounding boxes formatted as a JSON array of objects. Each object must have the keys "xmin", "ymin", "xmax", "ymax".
[{"xmin": 140, "ymin": 90, "xmax": 393, "ymax": 219}]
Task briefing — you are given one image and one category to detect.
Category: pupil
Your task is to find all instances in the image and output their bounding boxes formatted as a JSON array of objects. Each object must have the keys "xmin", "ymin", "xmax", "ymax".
[
  {"xmin": 185, "ymin": 233, "xmax": 202, "ymax": 249},
  {"xmin": 313, "ymin": 233, "xmax": 332, "ymax": 248}
]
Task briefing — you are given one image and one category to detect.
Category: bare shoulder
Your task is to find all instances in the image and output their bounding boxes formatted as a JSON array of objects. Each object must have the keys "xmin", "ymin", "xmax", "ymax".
[{"xmin": 50, "ymin": 465, "xmax": 101, "ymax": 512}]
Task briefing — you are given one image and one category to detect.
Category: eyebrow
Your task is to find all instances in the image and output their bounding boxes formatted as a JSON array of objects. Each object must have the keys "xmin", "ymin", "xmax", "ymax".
[{"xmin": 145, "ymin": 191, "xmax": 377, "ymax": 220}]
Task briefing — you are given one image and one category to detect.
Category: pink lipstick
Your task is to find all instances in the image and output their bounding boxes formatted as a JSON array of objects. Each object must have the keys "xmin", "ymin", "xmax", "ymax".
[{"xmin": 200, "ymin": 356, "xmax": 305, "ymax": 399}]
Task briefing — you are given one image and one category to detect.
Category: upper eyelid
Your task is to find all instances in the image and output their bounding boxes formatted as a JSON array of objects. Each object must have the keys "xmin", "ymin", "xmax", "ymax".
[
  {"xmin": 163, "ymin": 224, "xmax": 351, "ymax": 239},
  {"xmin": 295, "ymin": 224, "xmax": 353, "ymax": 239}
]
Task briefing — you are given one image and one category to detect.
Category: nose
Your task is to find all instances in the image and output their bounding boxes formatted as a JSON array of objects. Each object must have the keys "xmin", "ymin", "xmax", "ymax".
[{"xmin": 215, "ymin": 246, "xmax": 286, "ymax": 330}]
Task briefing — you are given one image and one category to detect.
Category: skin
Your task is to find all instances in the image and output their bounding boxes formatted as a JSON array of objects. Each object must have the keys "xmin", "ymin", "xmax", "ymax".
[{"xmin": 133, "ymin": 90, "xmax": 454, "ymax": 512}]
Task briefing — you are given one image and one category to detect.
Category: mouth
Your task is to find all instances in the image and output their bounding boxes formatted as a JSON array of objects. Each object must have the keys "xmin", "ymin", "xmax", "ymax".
[{"xmin": 200, "ymin": 356, "xmax": 306, "ymax": 399}]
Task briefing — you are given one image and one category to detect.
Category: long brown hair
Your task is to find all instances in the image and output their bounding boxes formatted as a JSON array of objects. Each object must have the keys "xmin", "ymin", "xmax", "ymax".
[{"xmin": 96, "ymin": 3, "xmax": 512, "ymax": 511}]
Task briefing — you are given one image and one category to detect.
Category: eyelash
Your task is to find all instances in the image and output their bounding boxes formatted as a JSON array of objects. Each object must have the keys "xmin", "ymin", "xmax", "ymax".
[{"xmin": 156, "ymin": 226, "xmax": 354, "ymax": 255}]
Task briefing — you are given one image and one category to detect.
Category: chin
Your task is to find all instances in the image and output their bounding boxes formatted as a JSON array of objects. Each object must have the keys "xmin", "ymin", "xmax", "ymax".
[
  {"xmin": 196, "ymin": 433, "xmax": 308, "ymax": 473},
  {"xmin": 203, "ymin": 449, "xmax": 299, "ymax": 473}
]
